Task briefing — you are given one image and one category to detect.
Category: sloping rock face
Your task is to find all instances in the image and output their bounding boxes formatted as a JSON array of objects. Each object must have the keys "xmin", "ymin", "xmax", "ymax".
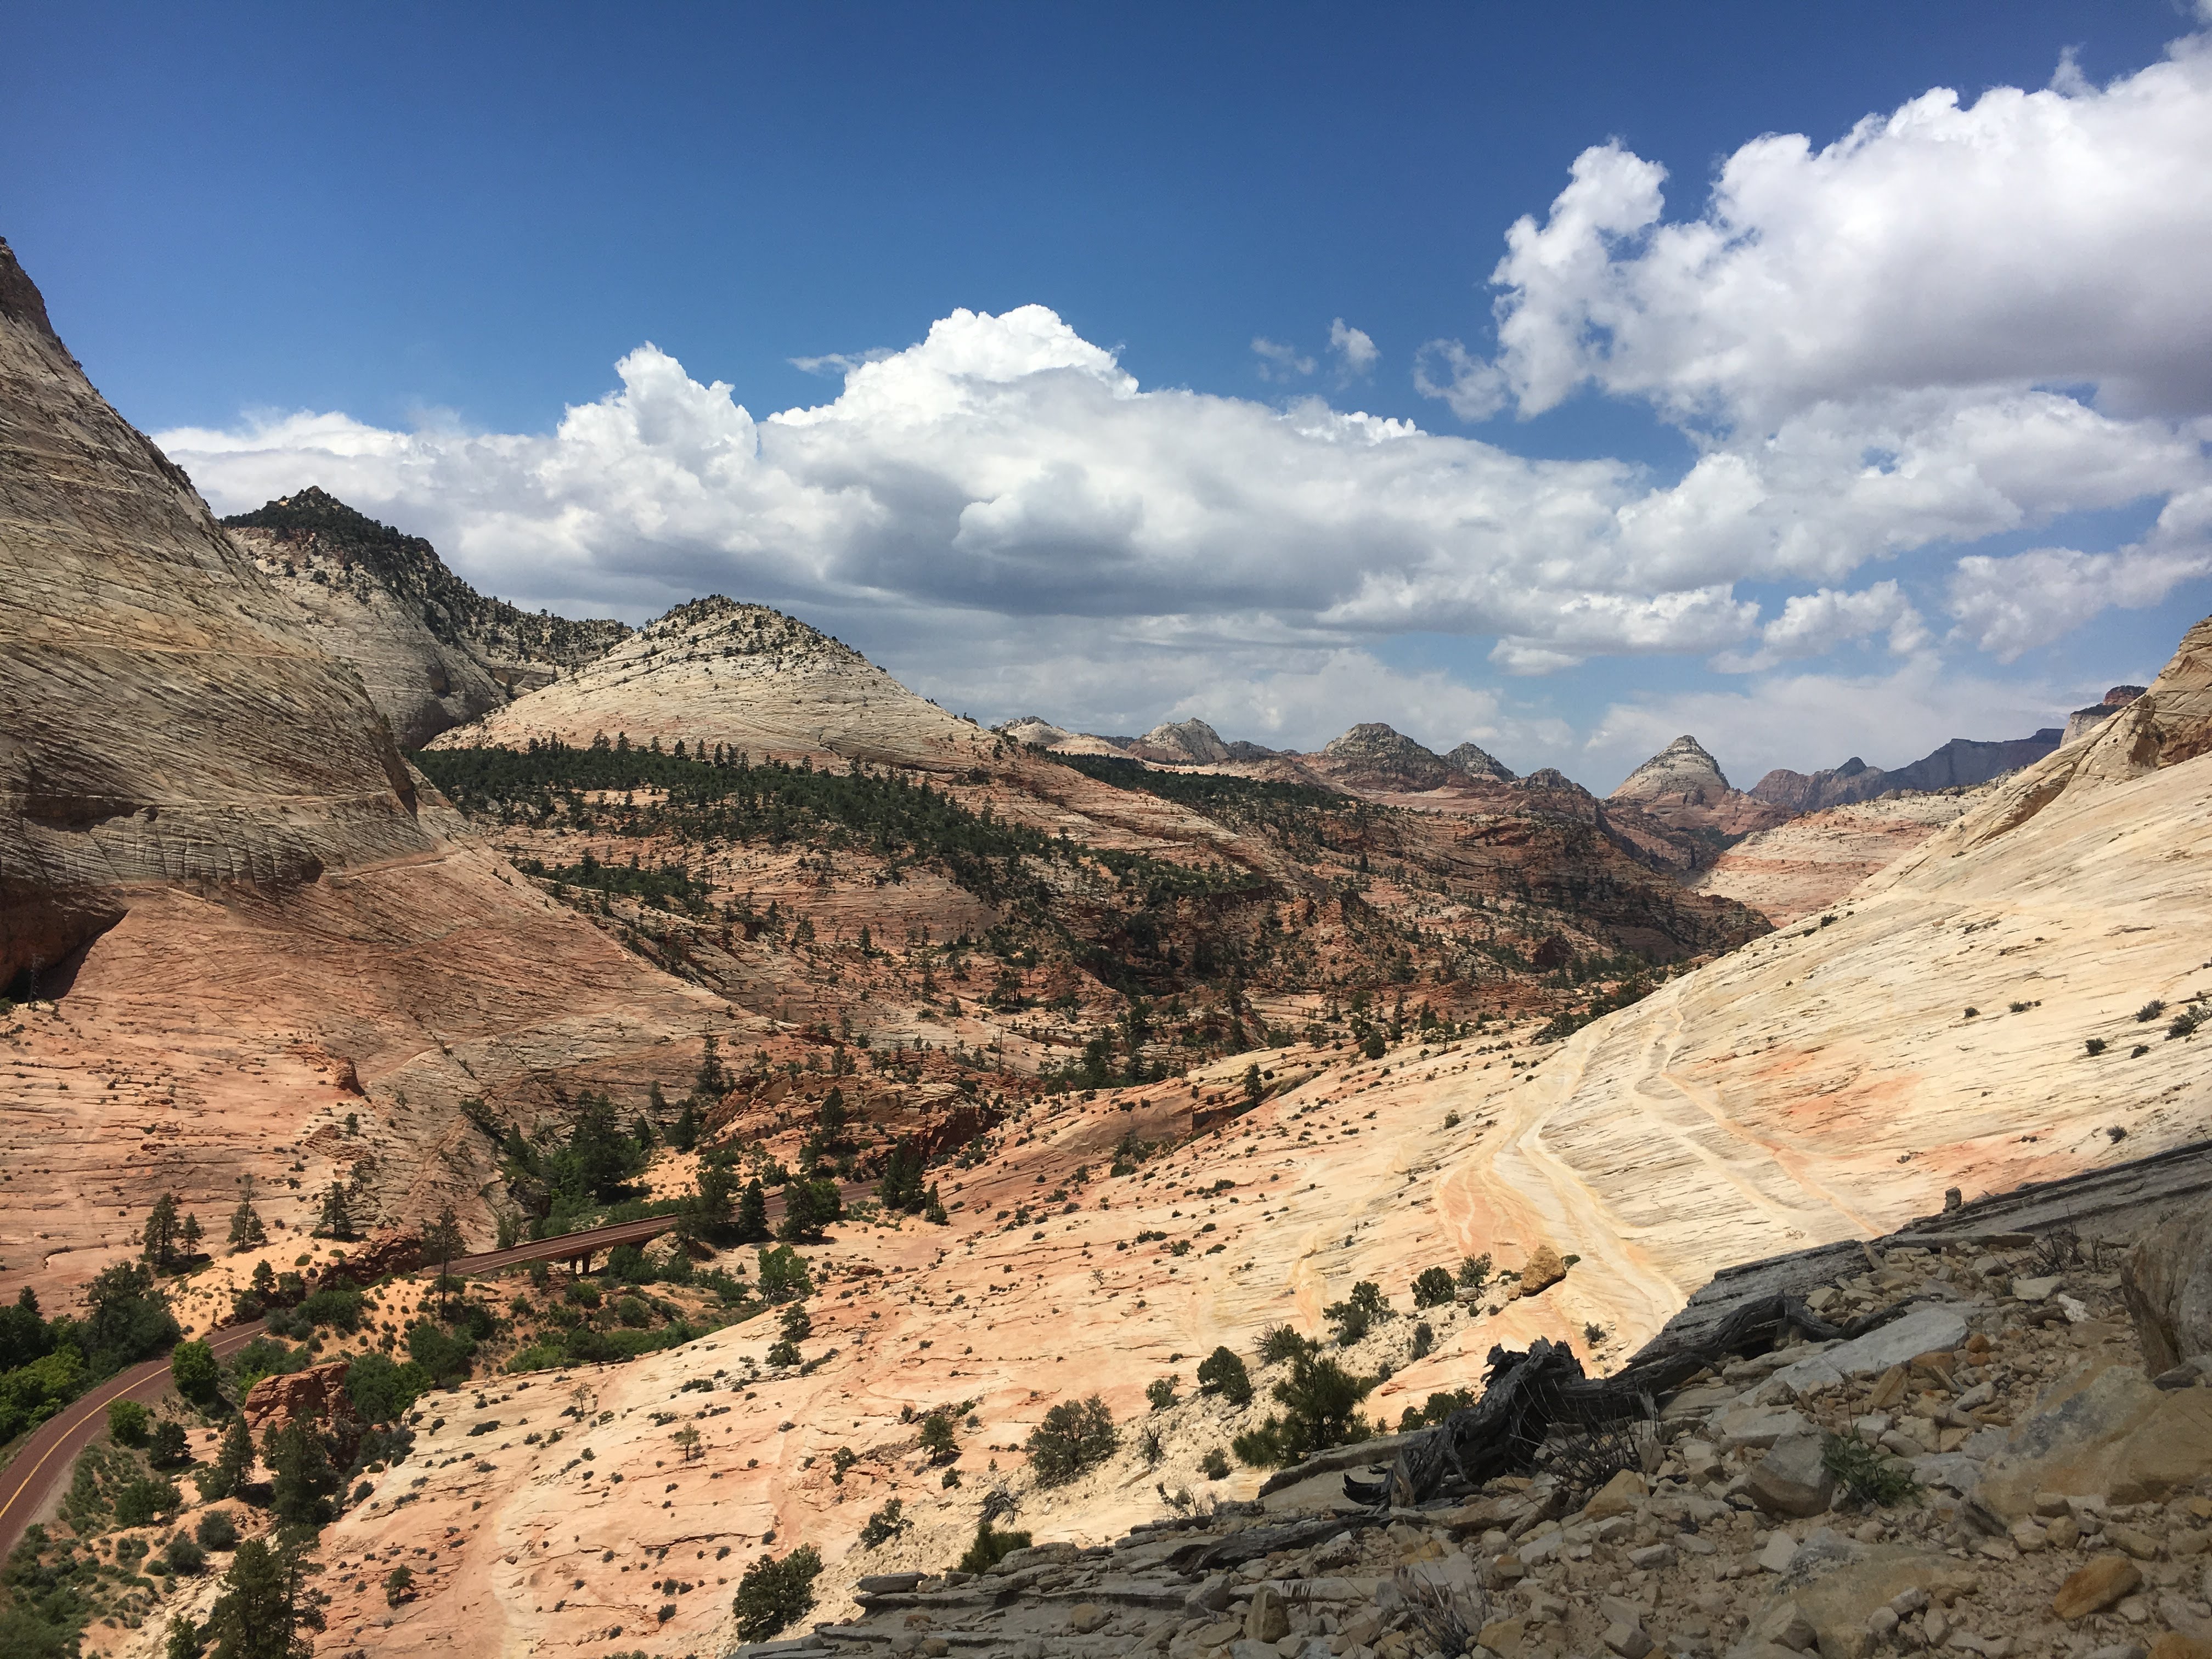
[
  {"xmin": 224, "ymin": 488, "xmax": 630, "ymax": 746},
  {"xmin": 1430, "ymin": 610, "xmax": 2212, "ymax": 1358},
  {"xmin": 1316, "ymin": 722, "xmax": 1452, "ymax": 791},
  {"xmin": 1609, "ymin": 736, "xmax": 1786, "ymax": 838},
  {"xmin": 1689, "ymin": 789, "xmax": 1982, "ymax": 926},
  {"xmin": 0, "ymin": 239, "xmax": 437, "ymax": 991},
  {"xmin": 2064, "ymin": 684, "xmax": 2149, "ymax": 747},
  {"xmin": 0, "ymin": 238, "xmax": 734, "ymax": 1307}
]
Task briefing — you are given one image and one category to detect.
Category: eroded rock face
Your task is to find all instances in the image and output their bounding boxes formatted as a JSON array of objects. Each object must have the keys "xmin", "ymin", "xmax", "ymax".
[
  {"xmin": 2063, "ymin": 685, "xmax": 2149, "ymax": 748},
  {"xmin": 224, "ymin": 488, "xmax": 629, "ymax": 746},
  {"xmin": 242, "ymin": 1357, "xmax": 365, "ymax": 1465},
  {"xmin": 1446, "ymin": 741, "xmax": 1516, "ymax": 783},
  {"xmin": 2123, "ymin": 1204, "xmax": 2212, "ymax": 1376},
  {"xmin": 0, "ymin": 237, "xmax": 439, "ymax": 989},
  {"xmin": 0, "ymin": 238, "xmax": 740, "ymax": 1306},
  {"xmin": 1689, "ymin": 791, "xmax": 1980, "ymax": 927},
  {"xmin": 1126, "ymin": 718, "xmax": 1232, "ymax": 767}
]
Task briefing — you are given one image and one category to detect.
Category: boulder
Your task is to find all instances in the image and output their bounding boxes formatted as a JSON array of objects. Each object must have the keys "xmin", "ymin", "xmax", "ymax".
[
  {"xmin": 1244, "ymin": 1583, "xmax": 1290, "ymax": 1643},
  {"xmin": 1748, "ymin": 1540, "xmax": 1977, "ymax": 1659},
  {"xmin": 2052, "ymin": 1555, "xmax": 2143, "ymax": 1622},
  {"xmin": 2123, "ymin": 1204, "xmax": 2212, "ymax": 1375},
  {"xmin": 1976, "ymin": 1360, "xmax": 2212, "ymax": 1519},
  {"xmin": 1065, "ymin": 1602, "xmax": 1109, "ymax": 1634},
  {"xmin": 1765, "ymin": 1306, "xmax": 1974, "ymax": 1394},
  {"xmin": 240, "ymin": 1358, "xmax": 364, "ymax": 1465},
  {"xmin": 1513, "ymin": 1246, "xmax": 1567, "ymax": 1299},
  {"xmin": 1582, "ymin": 1468, "xmax": 1648, "ymax": 1520},
  {"xmin": 1750, "ymin": 1432, "xmax": 1837, "ymax": 1520}
]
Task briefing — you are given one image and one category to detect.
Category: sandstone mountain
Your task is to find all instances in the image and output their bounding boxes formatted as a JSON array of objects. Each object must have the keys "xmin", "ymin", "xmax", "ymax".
[
  {"xmin": 1444, "ymin": 738, "xmax": 1516, "ymax": 782},
  {"xmin": 1125, "ymin": 716, "xmax": 1233, "ymax": 766},
  {"xmin": 0, "ymin": 236, "xmax": 731, "ymax": 1310},
  {"xmin": 1748, "ymin": 728, "xmax": 2064, "ymax": 815},
  {"xmin": 1605, "ymin": 733, "xmax": 1786, "ymax": 839},
  {"xmin": 223, "ymin": 487, "xmax": 630, "ymax": 746},
  {"xmin": 1314, "ymin": 721, "xmax": 1452, "ymax": 792}
]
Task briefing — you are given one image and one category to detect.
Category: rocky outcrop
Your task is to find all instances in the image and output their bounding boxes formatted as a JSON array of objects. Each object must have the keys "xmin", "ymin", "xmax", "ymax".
[
  {"xmin": 2064, "ymin": 685, "xmax": 2151, "ymax": 747},
  {"xmin": 224, "ymin": 488, "xmax": 629, "ymax": 746},
  {"xmin": 1126, "ymin": 719, "xmax": 1232, "ymax": 767},
  {"xmin": 2124, "ymin": 1205, "xmax": 2212, "ymax": 1376},
  {"xmin": 241, "ymin": 1357, "xmax": 365, "ymax": 1465},
  {"xmin": 1608, "ymin": 736, "xmax": 1785, "ymax": 839},
  {"xmin": 0, "ymin": 236, "xmax": 438, "ymax": 990},
  {"xmin": 428, "ymin": 594, "xmax": 998, "ymax": 772},
  {"xmin": 1446, "ymin": 741, "xmax": 1516, "ymax": 783},
  {"xmin": 1317, "ymin": 723, "xmax": 1452, "ymax": 792}
]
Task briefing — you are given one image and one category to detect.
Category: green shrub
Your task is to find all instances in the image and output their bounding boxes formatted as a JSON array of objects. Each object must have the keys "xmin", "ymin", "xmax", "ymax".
[
  {"xmin": 1200, "ymin": 1447, "xmax": 1230, "ymax": 1480},
  {"xmin": 917, "ymin": 1414, "xmax": 957, "ymax": 1465},
  {"xmin": 857, "ymin": 1498, "xmax": 909, "ymax": 1548},
  {"xmin": 2084, "ymin": 1037, "xmax": 2107, "ymax": 1056},
  {"xmin": 195, "ymin": 1510, "xmax": 239, "ymax": 1550},
  {"xmin": 149, "ymin": 1418, "xmax": 190, "ymax": 1468},
  {"xmin": 956, "ymin": 1521, "xmax": 1031, "ymax": 1575},
  {"xmin": 732, "ymin": 1545, "xmax": 823, "ymax": 1643},
  {"xmin": 112, "ymin": 1472, "xmax": 183, "ymax": 1528},
  {"xmin": 1822, "ymin": 1432, "xmax": 1921, "ymax": 1509},
  {"xmin": 757, "ymin": 1245, "xmax": 812, "ymax": 1303},
  {"xmin": 1457, "ymin": 1253, "xmax": 1492, "ymax": 1291},
  {"xmin": 162, "ymin": 1533, "xmax": 207, "ymax": 1575},
  {"xmin": 1231, "ymin": 1353, "xmax": 1375, "ymax": 1468},
  {"xmin": 614, "ymin": 1295, "xmax": 653, "ymax": 1329},
  {"xmin": 2137, "ymin": 1000, "xmax": 2166, "ymax": 1023},
  {"xmin": 1257, "ymin": 1325, "xmax": 1312, "ymax": 1364},
  {"xmin": 405, "ymin": 1319, "xmax": 476, "ymax": 1385},
  {"xmin": 1196, "ymin": 1346, "xmax": 1252, "ymax": 1406},
  {"xmin": 1410, "ymin": 1267, "xmax": 1455, "ymax": 1309},
  {"xmin": 1361, "ymin": 1031, "xmax": 1386, "ymax": 1060},
  {"xmin": 345, "ymin": 1351, "xmax": 430, "ymax": 1424},
  {"xmin": 1323, "ymin": 1280, "xmax": 1389, "ymax": 1346},
  {"xmin": 1025, "ymin": 1395, "xmax": 1116, "ymax": 1487},
  {"xmin": 108, "ymin": 1398, "xmax": 152, "ymax": 1446},
  {"xmin": 1146, "ymin": 1375, "xmax": 1178, "ymax": 1412},
  {"xmin": 171, "ymin": 1339, "xmax": 219, "ymax": 1403}
]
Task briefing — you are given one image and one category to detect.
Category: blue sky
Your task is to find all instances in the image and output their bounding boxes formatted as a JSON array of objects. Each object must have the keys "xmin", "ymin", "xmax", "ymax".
[{"xmin": 8, "ymin": 2, "xmax": 2211, "ymax": 788}]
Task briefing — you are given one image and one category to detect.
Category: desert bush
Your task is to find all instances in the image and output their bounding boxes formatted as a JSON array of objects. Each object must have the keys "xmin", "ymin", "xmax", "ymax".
[
  {"xmin": 1457, "ymin": 1252, "xmax": 1492, "ymax": 1291},
  {"xmin": 1410, "ymin": 1267, "xmax": 1455, "ymax": 1308},
  {"xmin": 112, "ymin": 1472, "xmax": 183, "ymax": 1528},
  {"xmin": 1146, "ymin": 1375, "xmax": 1178, "ymax": 1412},
  {"xmin": 2084, "ymin": 1037, "xmax": 2107, "ymax": 1055},
  {"xmin": 1200, "ymin": 1447, "xmax": 1230, "ymax": 1480},
  {"xmin": 1409, "ymin": 1321, "xmax": 1435, "ymax": 1361},
  {"xmin": 1197, "ymin": 1346, "xmax": 1252, "ymax": 1406},
  {"xmin": 108, "ymin": 1398, "xmax": 151, "ymax": 1446},
  {"xmin": 1025, "ymin": 1395, "xmax": 1117, "ymax": 1487},
  {"xmin": 957, "ymin": 1520, "xmax": 1031, "ymax": 1575},
  {"xmin": 149, "ymin": 1418, "xmax": 190, "ymax": 1468},
  {"xmin": 195, "ymin": 1510, "xmax": 239, "ymax": 1550},
  {"xmin": 733, "ymin": 1545, "xmax": 823, "ymax": 1642},
  {"xmin": 859, "ymin": 1498, "xmax": 909, "ymax": 1548},
  {"xmin": 2137, "ymin": 1000, "xmax": 2166, "ymax": 1023},
  {"xmin": 918, "ymin": 1414, "xmax": 958, "ymax": 1464},
  {"xmin": 171, "ymin": 1339, "xmax": 219, "ymax": 1404},
  {"xmin": 1257, "ymin": 1325, "xmax": 1312, "ymax": 1365},
  {"xmin": 161, "ymin": 1533, "xmax": 206, "ymax": 1576},
  {"xmin": 1323, "ymin": 1280, "xmax": 1390, "ymax": 1346},
  {"xmin": 757, "ymin": 1245, "xmax": 811, "ymax": 1303},
  {"xmin": 1822, "ymin": 1431, "xmax": 1921, "ymax": 1508}
]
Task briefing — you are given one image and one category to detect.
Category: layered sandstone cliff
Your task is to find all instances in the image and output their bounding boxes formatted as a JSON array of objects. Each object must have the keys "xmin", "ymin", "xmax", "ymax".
[{"xmin": 0, "ymin": 238, "xmax": 733, "ymax": 1308}]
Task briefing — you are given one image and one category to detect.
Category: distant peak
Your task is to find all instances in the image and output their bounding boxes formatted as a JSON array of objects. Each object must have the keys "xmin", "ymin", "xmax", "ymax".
[
  {"xmin": 1444, "ymin": 740, "xmax": 1516, "ymax": 782},
  {"xmin": 1611, "ymin": 733, "xmax": 1732, "ymax": 801},
  {"xmin": 1323, "ymin": 721, "xmax": 1440, "ymax": 761}
]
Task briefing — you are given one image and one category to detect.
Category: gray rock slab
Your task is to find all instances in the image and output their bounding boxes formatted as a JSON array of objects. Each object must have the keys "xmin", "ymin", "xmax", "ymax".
[{"xmin": 1765, "ymin": 1305, "xmax": 1976, "ymax": 1393}]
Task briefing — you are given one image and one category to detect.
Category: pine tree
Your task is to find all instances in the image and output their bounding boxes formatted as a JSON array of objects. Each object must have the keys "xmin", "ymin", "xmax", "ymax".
[
  {"xmin": 421, "ymin": 1205, "xmax": 465, "ymax": 1312},
  {"xmin": 201, "ymin": 1534, "xmax": 324, "ymax": 1659},
  {"xmin": 180, "ymin": 1212, "xmax": 204, "ymax": 1256},
  {"xmin": 196, "ymin": 1413, "xmax": 255, "ymax": 1502},
  {"xmin": 734, "ymin": 1178, "xmax": 771, "ymax": 1244},
  {"xmin": 142, "ymin": 1193, "xmax": 181, "ymax": 1272},
  {"xmin": 228, "ymin": 1178, "xmax": 267, "ymax": 1252},
  {"xmin": 694, "ymin": 1032, "xmax": 729, "ymax": 1099},
  {"xmin": 315, "ymin": 1183, "xmax": 354, "ymax": 1240}
]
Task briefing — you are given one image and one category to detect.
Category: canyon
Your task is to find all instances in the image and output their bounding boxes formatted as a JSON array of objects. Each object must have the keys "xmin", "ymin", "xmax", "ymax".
[{"xmin": 3, "ymin": 229, "xmax": 2209, "ymax": 1659}]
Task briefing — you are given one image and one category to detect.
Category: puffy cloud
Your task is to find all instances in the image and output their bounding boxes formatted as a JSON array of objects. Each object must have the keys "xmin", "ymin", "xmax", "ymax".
[
  {"xmin": 1329, "ymin": 318, "xmax": 1379, "ymax": 379},
  {"xmin": 1712, "ymin": 580, "xmax": 1928, "ymax": 672},
  {"xmin": 159, "ymin": 25, "xmax": 2212, "ymax": 770},
  {"xmin": 1485, "ymin": 41, "xmax": 2212, "ymax": 424}
]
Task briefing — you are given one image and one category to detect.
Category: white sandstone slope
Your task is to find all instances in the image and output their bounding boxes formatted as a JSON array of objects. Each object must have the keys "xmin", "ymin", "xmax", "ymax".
[
  {"xmin": 1420, "ymin": 611, "xmax": 2212, "ymax": 1355},
  {"xmin": 1689, "ymin": 789, "xmax": 1983, "ymax": 926}
]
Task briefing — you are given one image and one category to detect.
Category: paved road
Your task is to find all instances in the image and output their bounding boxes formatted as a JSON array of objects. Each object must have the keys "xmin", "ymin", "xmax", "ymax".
[
  {"xmin": 0, "ymin": 1197, "xmax": 853, "ymax": 1563},
  {"xmin": 0, "ymin": 1317, "xmax": 269, "ymax": 1564}
]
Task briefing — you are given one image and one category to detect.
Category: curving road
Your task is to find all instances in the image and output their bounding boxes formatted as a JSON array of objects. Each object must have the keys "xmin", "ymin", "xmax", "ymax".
[{"xmin": 0, "ymin": 1207, "xmax": 724, "ymax": 1563}]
